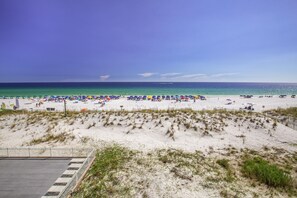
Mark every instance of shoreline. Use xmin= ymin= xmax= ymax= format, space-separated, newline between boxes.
xmin=1 ymin=94 xmax=297 ymax=98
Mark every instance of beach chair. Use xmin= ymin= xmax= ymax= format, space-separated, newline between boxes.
xmin=200 ymin=96 xmax=206 ymax=100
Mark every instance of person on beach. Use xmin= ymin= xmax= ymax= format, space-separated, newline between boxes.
xmin=1 ymin=102 xmax=5 ymax=110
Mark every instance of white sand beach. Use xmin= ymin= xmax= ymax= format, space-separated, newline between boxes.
xmin=1 ymin=95 xmax=297 ymax=112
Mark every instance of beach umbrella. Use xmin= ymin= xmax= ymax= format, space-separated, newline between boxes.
xmin=15 ymin=98 xmax=20 ymax=109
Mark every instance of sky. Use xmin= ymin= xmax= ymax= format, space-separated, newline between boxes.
xmin=0 ymin=0 xmax=297 ymax=83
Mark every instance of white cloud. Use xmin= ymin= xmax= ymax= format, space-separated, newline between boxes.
xmin=138 ymin=72 xmax=156 ymax=77
xmin=210 ymin=73 xmax=238 ymax=78
xmin=100 ymin=75 xmax=110 ymax=81
xmin=178 ymin=74 xmax=207 ymax=79
xmin=167 ymin=72 xmax=238 ymax=81
xmin=160 ymin=73 xmax=181 ymax=77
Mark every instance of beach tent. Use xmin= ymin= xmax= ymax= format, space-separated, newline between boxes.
xmin=147 ymin=95 xmax=152 ymax=100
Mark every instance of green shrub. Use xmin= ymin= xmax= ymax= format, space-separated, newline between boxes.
xmin=242 ymin=157 xmax=292 ymax=188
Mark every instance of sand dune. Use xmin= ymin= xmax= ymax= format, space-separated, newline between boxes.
xmin=0 ymin=109 xmax=296 ymax=154
xmin=1 ymin=99 xmax=297 ymax=197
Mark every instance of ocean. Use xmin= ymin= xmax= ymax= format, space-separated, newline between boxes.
xmin=0 ymin=82 xmax=297 ymax=96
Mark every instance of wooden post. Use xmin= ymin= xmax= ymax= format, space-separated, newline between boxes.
xmin=64 ymin=99 xmax=66 ymax=117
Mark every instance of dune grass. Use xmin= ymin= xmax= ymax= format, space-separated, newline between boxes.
xmin=67 ymin=147 xmax=297 ymax=197
xmin=217 ymin=159 xmax=230 ymax=169
xmin=72 ymin=145 xmax=132 ymax=198
xmin=242 ymin=157 xmax=292 ymax=188
xmin=158 ymin=149 xmax=204 ymax=178
xmin=217 ymin=159 xmax=235 ymax=182
xmin=267 ymin=107 xmax=297 ymax=119
xmin=0 ymin=109 xmax=26 ymax=116
xmin=29 ymin=132 xmax=75 ymax=145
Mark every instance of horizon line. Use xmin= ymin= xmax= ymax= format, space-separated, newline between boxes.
xmin=0 ymin=81 xmax=297 ymax=84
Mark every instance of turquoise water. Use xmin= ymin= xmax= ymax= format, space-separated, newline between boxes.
xmin=0 ymin=82 xmax=297 ymax=96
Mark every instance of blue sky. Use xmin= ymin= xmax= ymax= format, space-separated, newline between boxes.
xmin=0 ymin=0 xmax=297 ymax=82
